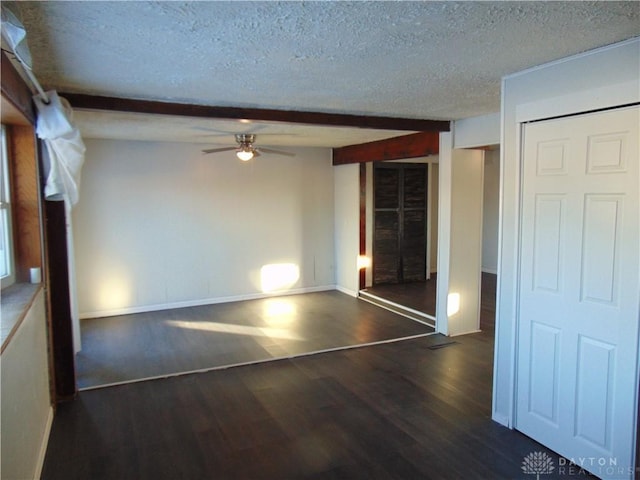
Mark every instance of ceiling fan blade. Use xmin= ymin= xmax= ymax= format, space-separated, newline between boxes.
xmin=193 ymin=133 xmax=234 ymax=138
xmin=201 ymin=146 xmax=237 ymax=154
xmin=246 ymin=133 xmax=299 ymax=137
xmin=252 ymin=150 xmax=261 ymax=158
xmin=257 ymin=147 xmax=296 ymax=157
xmin=192 ymin=124 xmax=269 ymax=135
xmin=190 ymin=126 xmax=232 ymax=133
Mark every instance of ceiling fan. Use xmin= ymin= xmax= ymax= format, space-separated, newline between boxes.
xmin=202 ymin=134 xmax=295 ymax=161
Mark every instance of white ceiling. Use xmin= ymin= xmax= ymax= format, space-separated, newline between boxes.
xmin=12 ymin=1 xmax=640 ymax=148
xmin=70 ymin=109 xmax=418 ymax=148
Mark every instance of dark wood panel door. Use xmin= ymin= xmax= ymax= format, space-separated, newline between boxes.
xmin=373 ymin=164 xmax=427 ymax=285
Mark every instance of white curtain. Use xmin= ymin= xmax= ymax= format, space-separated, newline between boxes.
xmin=1 ymin=4 xmax=33 ymax=69
xmin=34 ymin=91 xmax=85 ymax=206
xmin=34 ymin=92 xmax=86 ymax=354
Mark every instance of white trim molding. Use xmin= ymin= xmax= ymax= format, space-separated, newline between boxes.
xmin=79 ymin=285 xmax=337 ymax=319
xmin=335 ymin=285 xmax=359 ymax=298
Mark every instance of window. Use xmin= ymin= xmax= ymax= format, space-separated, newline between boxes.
xmin=0 ymin=125 xmax=15 ymax=288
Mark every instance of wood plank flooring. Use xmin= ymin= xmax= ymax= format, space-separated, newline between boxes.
xmin=363 ymin=273 xmax=497 ymax=329
xmin=479 ymin=273 xmax=497 ymax=333
xmin=43 ymin=276 xmax=593 ymax=479
xmin=42 ymin=328 xmax=587 ymax=479
xmin=77 ymin=291 xmax=434 ymax=388
xmin=364 ymin=276 xmax=438 ymax=317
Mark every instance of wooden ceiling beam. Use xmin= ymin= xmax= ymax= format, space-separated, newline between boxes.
xmin=332 ymin=131 xmax=440 ymax=165
xmin=59 ymin=93 xmax=450 ymax=132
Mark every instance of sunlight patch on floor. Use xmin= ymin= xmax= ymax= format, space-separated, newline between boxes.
xmin=165 ymin=319 xmax=305 ymax=341
xmin=263 ymin=298 xmax=298 ymax=327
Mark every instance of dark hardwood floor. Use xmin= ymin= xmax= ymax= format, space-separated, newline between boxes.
xmin=77 ymin=291 xmax=434 ymax=388
xmin=43 ymin=329 xmax=579 ymax=479
xmin=479 ymin=272 xmax=497 ymax=333
xmin=43 ymin=275 xmax=587 ymax=479
xmin=363 ymin=272 xmax=497 ymax=330
xmin=364 ymin=275 xmax=438 ymax=317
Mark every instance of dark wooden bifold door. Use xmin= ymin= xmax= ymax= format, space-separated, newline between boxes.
xmin=373 ymin=163 xmax=427 ymax=285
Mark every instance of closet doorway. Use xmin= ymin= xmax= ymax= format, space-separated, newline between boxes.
xmin=373 ymin=163 xmax=428 ymax=285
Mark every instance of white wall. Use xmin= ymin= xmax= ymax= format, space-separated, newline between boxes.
xmin=452 ymin=114 xmax=500 ymax=275
xmin=73 ymin=140 xmax=336 ymax=317
xmin=448 ymin=149 xmax=484 ymax=336
xmin=1 ymin=290 xmax=52 ymax=480
xmin=436 ymin=132 xmax=484 ymax=336
xmin=333 ymin=163 xmax=359 ymax=296
xmin=481 ymin=149 xmax=499 ymax=274
xmin=454 ymin=112 xmax=500 ymax=149
xmin=494 ymin=37 xmax=640 ymax=427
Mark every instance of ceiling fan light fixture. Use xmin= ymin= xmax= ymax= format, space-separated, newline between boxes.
xmin=203 ymin=133 xmax=293 ymax=160
xmin=236 ymin=149 xmax=254 ymax=161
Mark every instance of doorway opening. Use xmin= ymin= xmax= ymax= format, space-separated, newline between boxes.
xmin=360 ymin=150 xmax=499 ymax=333
xmin=360 ymin=160 xmax=437 ymax=325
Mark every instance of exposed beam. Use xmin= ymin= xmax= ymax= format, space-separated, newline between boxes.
xmin=60 ymin=93 xmax=450 ymax=132
xmin=332 ymin=131 xmax=440 ymax=165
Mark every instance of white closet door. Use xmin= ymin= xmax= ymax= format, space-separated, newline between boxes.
xmin=516 ymin=106 xmax=639 ymax=480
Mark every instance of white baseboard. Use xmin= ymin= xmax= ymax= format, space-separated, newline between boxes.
xmin=482 ymin=267 xmax=498 ymax=275
xmin=335 ymin=285 xmax=359 ymax=298
xmin=450 ymin=328 xmax=482 ymax=337
xmin=491 ymin=411 xmax=511 ymax=428
xmin=80 ymin=285 xmax=336 ymax=319
xmin=35 ymin=406 xmax=54 ymax=480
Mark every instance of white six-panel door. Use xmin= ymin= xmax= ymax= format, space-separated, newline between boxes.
xmin=516 ymin=106 xmax=639 ymax=480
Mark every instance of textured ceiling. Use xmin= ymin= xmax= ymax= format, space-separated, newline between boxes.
xmin=11 ymin=1 xmax=640 ymax=147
